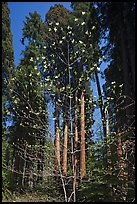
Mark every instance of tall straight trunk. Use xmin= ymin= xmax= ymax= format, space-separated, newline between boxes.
xmin=22 ymin=143 xmax=27 ymax=187
xmin=123 ymin=2 xmax=135 ymax=95
xmin=119 ymin=14 xmax=134 ymax=201
xmin=74 ymin=91 xmax=78 ymax=178
xmin=80 ymin=89 xmax=86 ymax=180
xmin=94 ymin=70 xmax=107 ymax=165
xmin=94 ymin=70 xmax=106 ymax=139
xmin=54 ymin=93 xmax=60 ymax=176
xmin=63 ymin=117 xmax=68 ymax=176
xmin=120 ymin=15 xmax=133 ymax=128
xmin=105 ymin=107 xmax=113 ymax=197
xmin=105 ymin=107 xmax=112 ymax=174
xmin=73 ymin=91 xmax=79 ymax=200
xmin=13 ymin=149 xmax=20 ymax=185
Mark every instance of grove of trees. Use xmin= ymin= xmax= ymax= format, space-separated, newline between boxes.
xmin=2 ymin=2 xmax=135 ymax=202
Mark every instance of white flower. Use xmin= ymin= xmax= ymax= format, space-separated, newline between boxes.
xmin=46 ymin=78 xmax=50 ymax=81
xmin=59 ymin=40 xmax=63 ymax=44
xmin=74 ymin=18 xmax=78 ymax=21
xmin=82 ymin=11 xmax=85 ymax=15
xmin=111 ymin=81 xmax=115 ymax=84
xmin=67 ymin=26 xmax=70 ymax=29
xmin=29 ymin=73 xmax=32 ymax=77
xmin=62 ymin=36 xmax=65 ymax=39
xmin=26 ymin=106 xmax=28 ymax=109
xmin=119 ymin=84 xmax=123 ymax=87
xmin=92 ymin=26 xmax=95 ymax=30
xmin=97 ymin=67 xmax=100 ymax=71
xmin=54 ymin=27 xmax=57 ymax=32
xmin=79 ymin=40 xmax=83 ymax=44
xmin=99 ymin=58 xmax=102 ymax=62
xmin=85 ymin=30 xmax=88 ymax=35
xmin=56 ymin=22 xmax=59 ymax=25
xmin=48 ymin=28 xmax=51 ymax=31
xmin=81 ymin=22 xmax=85 ymax=25
xmin=72 ymin=39 xmax=75 ymax=43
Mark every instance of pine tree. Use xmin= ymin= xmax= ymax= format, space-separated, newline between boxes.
xmin=8 ymin=11 xmax=51 ymax=191
xmin=97 ymin=2 xmax=135 ymax=201
xmin=2 ymin=2 xmax=15 ymax=198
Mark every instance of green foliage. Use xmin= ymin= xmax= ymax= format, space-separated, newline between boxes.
xmin=2 ymin=2 xmax=135 ymax=202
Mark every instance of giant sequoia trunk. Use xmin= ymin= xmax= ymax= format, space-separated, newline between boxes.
xmin=80 ymin=89 xmax=86 ymax=180
xmin=123 ymin=2 xmax=135 ymax=95
xmin=54 ymin=93 xmax=60 ymax=176
xmin=119 ymin=12 xmax=135 ymax=201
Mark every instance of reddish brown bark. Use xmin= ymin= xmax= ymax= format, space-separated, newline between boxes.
xmin=80 ymin=89 xmax=86 ymax=180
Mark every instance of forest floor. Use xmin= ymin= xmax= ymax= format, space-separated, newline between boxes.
xmin=2 ymin=191 xmax=63 ymax=202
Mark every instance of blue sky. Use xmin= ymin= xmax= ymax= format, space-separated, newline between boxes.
xmin=8 ymin=2 xmax=72 ymax=66
xmin=8 ymin=2 xmax=107 ymax=139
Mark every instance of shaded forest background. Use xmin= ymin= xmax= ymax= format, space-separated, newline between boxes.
xmin=2 ymin=2 xmax=135 ymax=202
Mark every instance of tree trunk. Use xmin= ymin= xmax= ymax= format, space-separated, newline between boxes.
xmin=80 ymin=89 xmax=86 ymax=180
xmin=54 ymin=93 xmax=60 ymax=176
xmin=74 ymin=91 xmax=78 ymax=179
xmin=123 ymin=2 xmax=135 ymax=95
xmin=119 ymin=14 xmax=135 ymax=201
xmin=63 ymin=117 xmax=68 ymax=176
xmin=72 ymin=91 xmax=79 ymax=201
xmin=94 ymin=70 xmax=107 ymax=165
xmin=94 ymin=70 xmax=106 ymax=139
xmin=22 ymin=143 xmax=27 ymax=187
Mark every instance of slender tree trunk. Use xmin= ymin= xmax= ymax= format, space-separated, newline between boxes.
xmin=74 ymin=91 xmax=78 ymax=179
xmin=54 ymin=93 xmax=60 ymax=176
xmin=63 ymin=117 xmax=68 ymax=176
xmin=80 ymin=89 xmax=86 ymax=180
xmin=105 ymin=107 xmax=112 ymax=174
xmin=73 ymin=91 xmax=79 ymax=201
xmin=94 ymin=70 xmax=106 ymax=139
xmin=22 ymin=143 xmax=27 ymax=187
xmin=105 ymin=107 xmax=113 ymax=197
xmin=94 ymin=70 xmax=107 ymax=165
